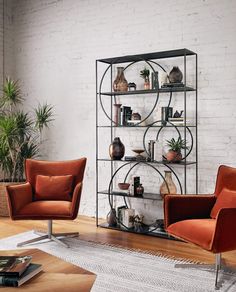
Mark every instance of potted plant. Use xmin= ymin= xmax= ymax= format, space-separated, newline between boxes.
xmin=0 ymin=77 xmax=54 ymax=216
xmin=165 ymin=137 xmax=188 ymax=162
xmin=140 ymin=68 xmax=150 ymax=90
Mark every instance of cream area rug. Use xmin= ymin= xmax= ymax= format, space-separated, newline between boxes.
xmin=0 ymin=231 xmax=235 ymax=292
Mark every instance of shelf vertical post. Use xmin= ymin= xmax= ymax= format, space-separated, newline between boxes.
xmin=110 ymin=64 xmax=114 ymax=208
xmin=96 ymin=60 xmax=99 ymax=226
xmin=184 ymin=51 xmax=187 ymax=194
xmin=195 ymin=54 xmax=198 ymax=194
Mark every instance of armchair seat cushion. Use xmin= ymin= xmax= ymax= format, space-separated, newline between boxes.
xmin=167 ymin=219 xmax=216 ymax=251
xmin=16 ymin=201 xmax=71 ymax=219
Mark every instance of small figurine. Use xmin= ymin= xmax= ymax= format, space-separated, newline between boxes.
xmin=173 ymin=110 xmax=183 ymax=118
xmin=128 ymin=82 xmax=137 ymax=91
xmin=131 ymin=112 xmax=141 ymax=120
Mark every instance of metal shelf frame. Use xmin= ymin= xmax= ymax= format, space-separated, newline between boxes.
xmin=96 ymin=48 xmax=198 ymax=239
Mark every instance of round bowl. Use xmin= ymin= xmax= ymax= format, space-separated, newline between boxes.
xmin=118 ymin=183 xmax=130 ymax=190
xmin=132 ymin=149 xmax=145 ymax=155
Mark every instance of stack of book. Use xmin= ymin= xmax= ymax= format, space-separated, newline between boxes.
xmin=168 ymin=117 xmax=185 ymax=125
xmin=0 ymin=255 xmax=42 ymax=287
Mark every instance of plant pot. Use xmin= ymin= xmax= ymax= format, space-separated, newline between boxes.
xmin=166 ymin=150 xmax=182 ymax=162
xmin=0 ymin=182 xmax=22 ymax=217
xmin=144 ymin=77 xmax=150 ymax=90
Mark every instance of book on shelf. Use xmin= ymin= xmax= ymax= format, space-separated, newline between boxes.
xmin=168 ymin=117 xmax=192 ymax=126
xmin=121 ymin=106 xmax=132 ymax=126
xmin=0 ymin=255 xmax=32 ymax=277
xmin=126 ymin=120 xmax=142 ymax=124
xmin=161 ymin=82 xmax=184 ymax=88
xmin=112 ymin=190 xmax=129 ymax=196
xmin=0 ymin=263 xmax=42 ymax=287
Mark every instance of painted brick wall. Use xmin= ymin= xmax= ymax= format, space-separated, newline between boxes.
xmin=4 ymin=0 xmax=236 ymax=219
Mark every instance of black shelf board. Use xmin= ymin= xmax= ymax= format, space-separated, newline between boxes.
xmin=99 ymin=87 xmax=195 ymax=96
xmin=97 ymin=125 xmax=196 ymax=128
xmin=98 ymin=222 xmax=177 ymax=241
xmin=97 ymin=48 xmax=196 ymax=64
xmin=97 ymin=159 xmax=196 ymax=166
xmin=98 ymin=190 xmax=162 ymax=201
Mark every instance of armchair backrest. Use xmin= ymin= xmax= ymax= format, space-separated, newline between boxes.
xmin=25 ymin=158 xmax=87 ymax=193
xmin=214 ymin=165 xmax=236 ymax=196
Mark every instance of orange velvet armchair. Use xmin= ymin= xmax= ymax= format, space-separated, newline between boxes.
xmin=164 ymin=165 xmax=236 ymax=288
xmin=6 ymin=158 xmax=87 ymax=248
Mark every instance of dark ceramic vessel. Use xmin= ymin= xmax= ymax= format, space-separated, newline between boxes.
xmin=109 ymin=137 xmax=125 ymax=160
xmin=169 ymin=66 xmax=183 ymax=83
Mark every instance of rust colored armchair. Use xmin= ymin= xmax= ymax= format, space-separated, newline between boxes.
xmin=6 ymin=158 xmax=86 ymax=248
xmin=164 ymin=165 xmax=236 ymax=288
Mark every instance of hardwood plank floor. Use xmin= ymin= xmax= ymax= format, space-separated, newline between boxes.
xmin=0 ymin=215 xmax=236 ymax=268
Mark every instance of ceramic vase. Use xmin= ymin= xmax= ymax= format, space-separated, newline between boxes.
xmin=136 ymin=184 xmax=144 ymax=197
xmin=113 ymin=67 xmax=128 ymax=92
xmin=113 ymin=104 xmax=122 ymax=126
xmin=160 ymin=170 xmax=177 ymax=198
xmin=107 ymin=208 xmax=117 ymax=227
xmin=169 ymin=66 xmax=183 ymax=83
xmin=109 ymin=137 xmax=125 ymax=160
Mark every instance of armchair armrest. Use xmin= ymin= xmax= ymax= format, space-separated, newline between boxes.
xmin=164 ymin=194 xmax=216 ymax=228
xmin=212 ymin=208 xmax=236 ymax=253
xmin=70 ymin=182 xmax=83 ymax=219
xmin=6 ymin=183 xmax=33 ymax=218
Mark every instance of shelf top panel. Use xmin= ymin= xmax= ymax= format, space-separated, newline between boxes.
xmin=97 ymin=48 xmax=196 ymax=64
xmin=98 ymin=159 xmax=197 ymax=166
xmin=98 ymin=125 xmax=196 ymax=128
xmin=99 ymin=87 xmax=195 ymax=96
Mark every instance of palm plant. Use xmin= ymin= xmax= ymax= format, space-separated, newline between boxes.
xmin=0 ymin=77 xmax=54 ymax=182
xmin=166 ymin=137 xmax=188 ymax=153
xmin=165 ymin=137 xmax=188 ymax=162
xmin=140 ymin=68 xmax=150 ymax=80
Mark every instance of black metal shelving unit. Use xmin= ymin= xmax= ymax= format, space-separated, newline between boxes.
xmin=96 ymin=48 xmax=198 ymax=240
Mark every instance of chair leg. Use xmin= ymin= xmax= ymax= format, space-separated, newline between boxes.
xmin=17 ymin=220 xmax=79 ymax=247
xmin=51 ymin=235 xmax=69 ymax=248
xmin=215 ymin=253 xmax=221 ymax=289
xmin=17 ymin=235 xmax=49 ymax=247
xmin=175 ymin=253 xmax=223 ymax=289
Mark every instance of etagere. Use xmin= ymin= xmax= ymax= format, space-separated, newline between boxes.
xmin=96 ymin=48 xmax=198 ymax=239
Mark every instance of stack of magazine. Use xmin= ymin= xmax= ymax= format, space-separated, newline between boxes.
xmin=0 ymin=255 xmax=42 ymax=287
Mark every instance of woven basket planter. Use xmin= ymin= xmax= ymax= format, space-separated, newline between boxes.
xmin=0 ymin=182 xmax=21 ymax=217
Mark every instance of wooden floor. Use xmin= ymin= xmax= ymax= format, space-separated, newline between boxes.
xmin=1 ymin=215 xmax=236 ymax=268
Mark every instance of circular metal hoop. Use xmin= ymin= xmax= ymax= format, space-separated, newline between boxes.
xmin=107 ymin=161 xmax=173 ymax=232
xmin=98 ymin=58 xmax=172 ymax=126
xmin=143 ymin=120 xmax=193 ymax=161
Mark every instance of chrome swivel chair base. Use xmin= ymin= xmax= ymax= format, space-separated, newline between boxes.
xmin=175 ymin=254 xmax=235 ymax=289
xmin=17 ymin=220 xmax=79 ymax=248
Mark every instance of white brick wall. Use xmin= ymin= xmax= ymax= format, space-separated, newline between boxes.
xmin=3 ymin=0 xmax=236 ymax=219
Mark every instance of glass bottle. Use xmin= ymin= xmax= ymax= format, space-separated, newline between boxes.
xmin=113 ymin=67 xmax=128 ymax=92
xmin=160 ymin=171 xmax=177 ymax=199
